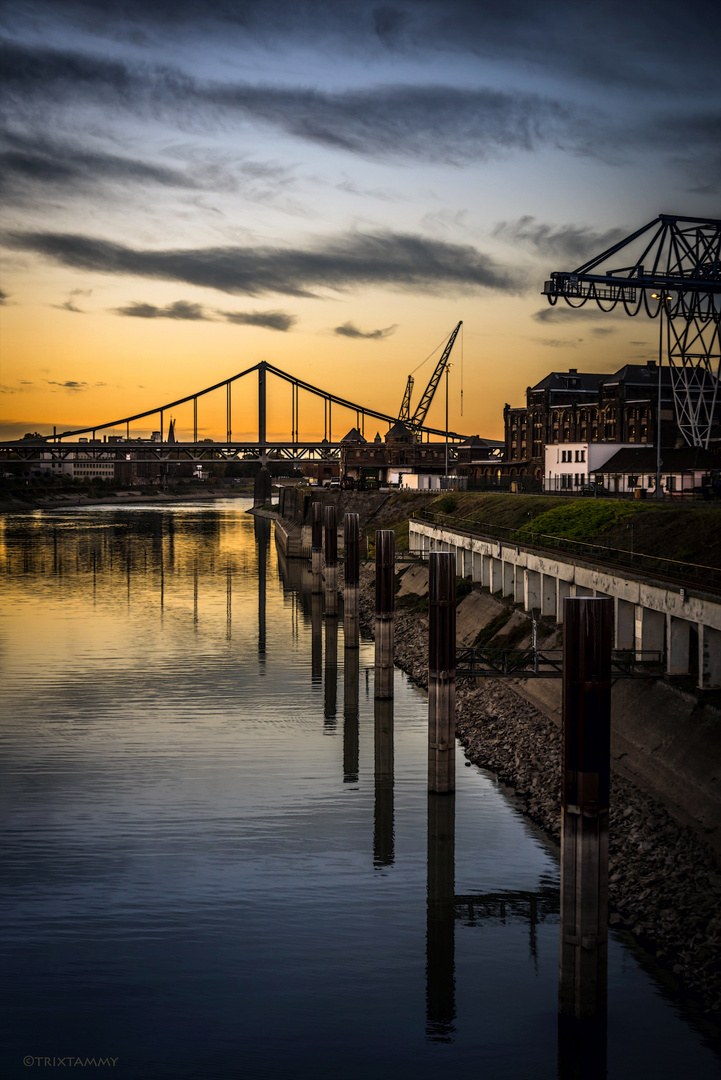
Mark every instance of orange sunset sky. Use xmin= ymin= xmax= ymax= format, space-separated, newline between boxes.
xmin=1 ymin=1 xmax=719 ymax=443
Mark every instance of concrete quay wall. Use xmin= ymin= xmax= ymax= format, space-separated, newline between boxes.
xmin=410 ymin=519 xmax=721 ymax=690
xmin=409 ymin=518 xmax=721 ymax=855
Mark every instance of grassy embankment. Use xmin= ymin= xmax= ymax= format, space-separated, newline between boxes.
xmin=366 ymin=491 xmax=721 ymax=571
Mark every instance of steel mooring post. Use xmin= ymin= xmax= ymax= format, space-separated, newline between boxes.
xmin=374 ymin=530 xmax=395 ymax=699
xmin=324 ymin=504 xmax=338 ymax=616
xmin=343 ymin=513 xmax=360 ymax=649
xmin=311 ymin=501 xmax=323 ymax=594
xmin=428 ymin=552 xmax=456 ymax=794
xmin=559 ymin=596 xmax=613 ymax=1020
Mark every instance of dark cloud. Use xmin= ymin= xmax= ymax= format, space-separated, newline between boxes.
xmin=531 ymin=306 xmax=626 ymax=324
xmin=494 ymin=217 xmax=627 ymax=265
xmin=1 ymin=34 xmax=716 ymax=171
xmin=333 ymin=321 xmax=397 ymax=340
xmin=207 ymin=83 xmax=571 ymax=164
xmin=0 ymin=287 xmax=7 ymax=303
xmin=0 ymin=131 xmax=194 ymax=201
xmin=219 ymin=310 xmax=296 ymax=331
xmin=0 ymin=130 xmax=298 ymax=207
xmin=47 ymin=379 xmax=89 ymax=390
xmin=114 ymin=300 xmax=208 ymax=319
xmin=5 ymin=228 xmax=524 ymax=297
xmin=1 ymin=2 xmax=717 ymax=96
xmin=115 ymin=298 xmax=296 ymax=329
xmin=51 ymin=287 xmax=91 ymax=313
xmin=53 ymin=299 xmax=84 ymax=312
xmin=0 ymin=42 xmax=574 ymax=165
xmin=532 ymin=338 xmax=582 ymax=348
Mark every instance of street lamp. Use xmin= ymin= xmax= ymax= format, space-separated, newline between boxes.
xmin=651 ymin=292 xmax=672 ymax=500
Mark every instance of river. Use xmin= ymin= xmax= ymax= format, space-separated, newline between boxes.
xmin=1 ymin=498 xmax=718 ymax=1079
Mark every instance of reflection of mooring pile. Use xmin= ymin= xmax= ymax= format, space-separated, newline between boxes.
xmin=452 ymin=886 xmax=559 ymax=926
xmin=276 ymin=522 xmax=618 ymax=1033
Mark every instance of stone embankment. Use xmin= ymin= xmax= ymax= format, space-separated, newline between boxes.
xmin=354 ymin=560 xmax=721 ymax=1024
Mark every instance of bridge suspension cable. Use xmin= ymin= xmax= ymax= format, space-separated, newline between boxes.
xmin=39 ymin=359 xmax=467 ymax=444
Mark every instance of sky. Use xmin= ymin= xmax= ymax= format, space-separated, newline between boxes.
xmin=1 ymin=0 xmax=720 ymax=442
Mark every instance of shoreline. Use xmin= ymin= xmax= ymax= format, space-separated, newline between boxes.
xmin=0 ymin=487 xmax=255 ymax=514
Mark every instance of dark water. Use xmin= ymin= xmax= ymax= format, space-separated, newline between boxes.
xmin=0 ymin=499 xmax=718 ymax=1079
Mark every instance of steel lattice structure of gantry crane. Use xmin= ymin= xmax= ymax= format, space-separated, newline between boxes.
xmin=542 ymin=214 xmax=721 ymax=448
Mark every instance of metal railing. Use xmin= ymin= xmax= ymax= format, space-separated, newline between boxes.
xmin=455 ymin=646 xmax=664 ymax=679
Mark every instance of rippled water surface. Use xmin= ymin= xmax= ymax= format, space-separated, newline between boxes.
xmin=1 ymin=500 xmax=718 ymax=1079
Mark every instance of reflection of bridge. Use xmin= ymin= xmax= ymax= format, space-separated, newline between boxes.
xmin=2 ymin=360 xmax=468 ymax=462
xmin=453 ymin=886 xmax=558 ymax=926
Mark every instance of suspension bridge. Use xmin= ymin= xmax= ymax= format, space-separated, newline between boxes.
xmin=1 ymin=358 xmax=470 ymax=466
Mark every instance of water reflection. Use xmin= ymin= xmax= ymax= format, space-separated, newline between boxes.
xmin=311 ymin=593 xmax=323 ymax=686
xmin=557 ymin=1016 xmax=608 ymax=1080
xmin=324 ymin=613 xmax=338 ymax=727
xmin=426 ymin=793 xmax=456 ymax=1042
xmin=373 ymin=698 xmax=394 ymax=868
xmin=254 ymin=516 xmax=269 ymax=660
xmin=343 ymin=647 xmax=360 ymax=784
xmin=1 ymin=502 xmax=718 ymax=1080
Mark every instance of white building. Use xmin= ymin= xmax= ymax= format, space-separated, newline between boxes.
xmin=544 ymin=443 xmax=637 ymax=492
xmin=34 ymin=452 xmax=115 ymax=481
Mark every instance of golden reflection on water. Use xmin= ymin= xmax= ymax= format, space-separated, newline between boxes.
xmin=0 ymin=502 xmax=273 ymax=659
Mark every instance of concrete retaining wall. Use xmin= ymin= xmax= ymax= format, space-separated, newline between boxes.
xmin=411 ymin=519 xmax=721 ymax=689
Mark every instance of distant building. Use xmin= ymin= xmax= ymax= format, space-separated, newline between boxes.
xmin=544 ymin=442 xmax=637 ymax=492
xmin=340 ymin=421 xmax=450 ymax=485
xmin=594 ymin=447 xmax=721 ymax=497
xmin=502 ymin=362 xmax=685 ymax=481
xmin=33 ymin=452 xmax=115 ymax=482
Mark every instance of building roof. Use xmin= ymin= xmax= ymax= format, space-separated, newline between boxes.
xmin=341 ymin=426 xmax=366 ymax=443
xmin=600 ymin=363 xmax=672 ymax=388
xmin=457 ymin=434 xmax=504 ymax=449
xmin=595 ymin=447 xmax=721 ymax=473
xmin=385 ymin=420 xmax=414 ymax=442
xmin=530 ymin=368 xmax=604 ymax=394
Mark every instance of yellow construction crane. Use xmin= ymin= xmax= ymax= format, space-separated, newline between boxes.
xmin=397 ymin=321 xmax=462 ymax=435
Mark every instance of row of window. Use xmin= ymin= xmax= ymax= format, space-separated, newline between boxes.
xmin=560 ymin=449 xmax=585 ymax=462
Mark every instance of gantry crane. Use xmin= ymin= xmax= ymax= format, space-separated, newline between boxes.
xmin=398 ymin=321 xmax=462 ymax=437
xmin=542 ymin=214 xmax=721 ymax=448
